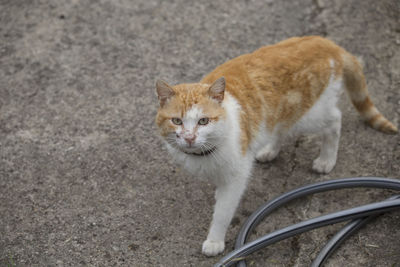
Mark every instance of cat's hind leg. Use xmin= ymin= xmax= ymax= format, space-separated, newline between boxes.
xmin=312 ymin=107 xmax=342 ymax=173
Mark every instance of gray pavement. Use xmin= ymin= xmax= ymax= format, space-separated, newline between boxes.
xmin=0 ymin=0 xmax=399 ymax=266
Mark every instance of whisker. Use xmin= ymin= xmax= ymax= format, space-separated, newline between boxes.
xmin=202 ymin=143 xmax=219 ymax=162
xmin=205 ymin=141 xmax=233 ymax=167
xmin=203 ymin=142 xmax=223 ymax=163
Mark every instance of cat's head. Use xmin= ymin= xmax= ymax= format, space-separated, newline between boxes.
xmin=155 ymin=77 xmax=227 ymax=155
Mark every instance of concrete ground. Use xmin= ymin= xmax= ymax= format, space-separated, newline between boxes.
xmin=1 ymin=0 xmax=399 ymax=266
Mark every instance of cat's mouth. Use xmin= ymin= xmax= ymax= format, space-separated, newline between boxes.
xmin=181 ymin=146 xmax=217 ymax=156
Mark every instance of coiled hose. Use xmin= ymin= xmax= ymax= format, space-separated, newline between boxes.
xmin=214 ymin=177 xmax=400 ymax=267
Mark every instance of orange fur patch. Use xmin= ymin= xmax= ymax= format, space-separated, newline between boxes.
xmin=202 ymin=36 xmax=347 ymax=153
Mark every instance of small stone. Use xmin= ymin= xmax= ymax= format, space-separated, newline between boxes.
xmin=128 ymin=243 xmax=139 ymax=251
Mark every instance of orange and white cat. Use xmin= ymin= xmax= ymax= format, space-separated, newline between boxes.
xmin=155 ymin=36 xmax=397 ymax=256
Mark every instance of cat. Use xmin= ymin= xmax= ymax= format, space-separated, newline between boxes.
xmin=154 ymin=36 xmax=398 ymax=256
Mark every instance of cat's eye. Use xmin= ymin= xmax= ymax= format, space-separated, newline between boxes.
xmin=198 ymin=118 xmax=209 ymax=125
xmin=171 ymin=118 xmax=182 ymax=125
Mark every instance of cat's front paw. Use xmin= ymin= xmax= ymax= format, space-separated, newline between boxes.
xmin=255 ymin=145 xmax=280 ymax=162
xmin=202 ymin=239 xmax=225 ymax=256
xmin=312 ymin=157 xmax=336 ymax=173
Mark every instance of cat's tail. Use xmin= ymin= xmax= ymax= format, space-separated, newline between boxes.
xmin=342 ymin=53 xmax=398 ymax=134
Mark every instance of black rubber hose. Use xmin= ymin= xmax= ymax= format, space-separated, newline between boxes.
xmin=310 ymin=217 xmax=375 ymax=267
xmin=214 ymin=196 xmax=400 ymax=267
xmin=215 ymin=177 xmax=400 ymax=267
xmin=236 ymin=177 xmax=400 ymax=248
xmin=311 ymin=194 xmax=400 ymax=267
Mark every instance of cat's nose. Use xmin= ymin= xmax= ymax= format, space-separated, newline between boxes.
xmin=184 ymin=134 xmax=196 ymax=145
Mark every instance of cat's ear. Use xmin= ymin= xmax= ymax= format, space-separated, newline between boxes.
xmin=208 ymin=77 xmax=225 ymax=103
xmin=156 ymin=79 xmax=175 ymax=107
